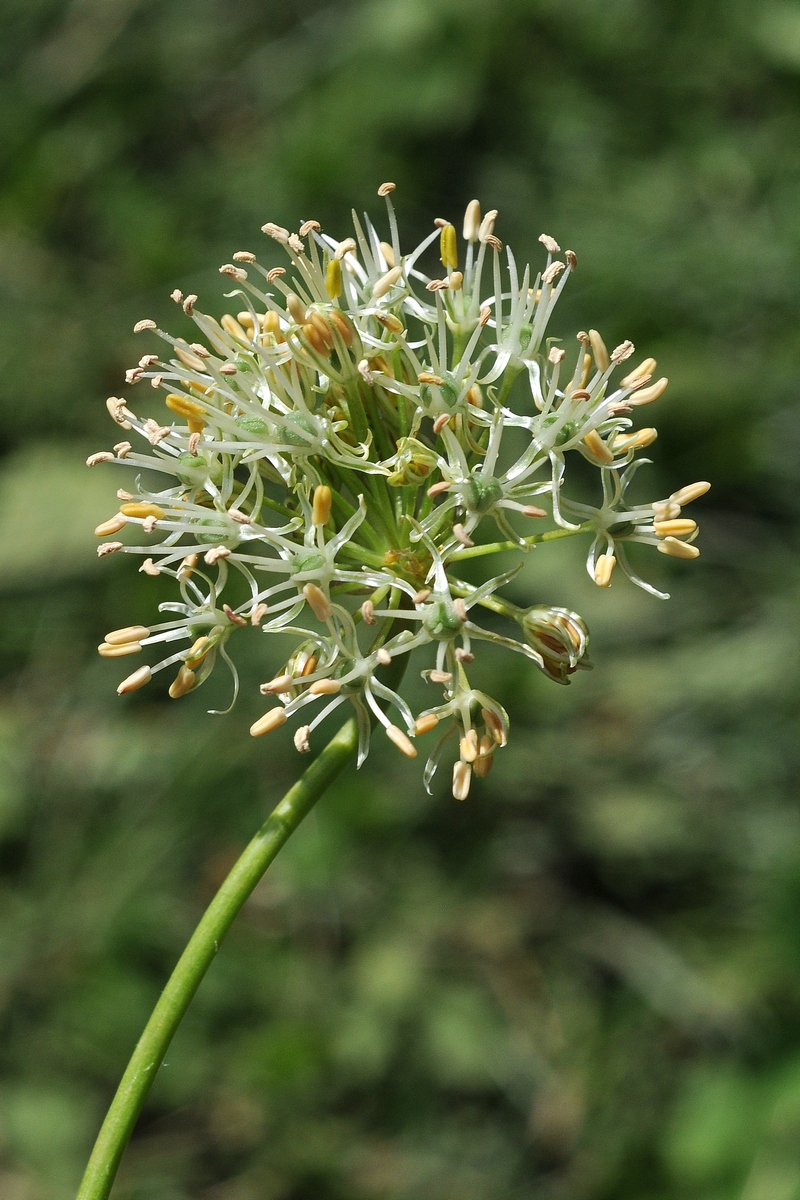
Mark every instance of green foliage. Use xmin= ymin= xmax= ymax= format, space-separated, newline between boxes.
xmin=1 ymin=0 xmax=800 ymax=1197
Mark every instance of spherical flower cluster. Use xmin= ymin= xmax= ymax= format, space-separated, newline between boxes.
xmin=88 ymin=185 xmax=709 ymax=800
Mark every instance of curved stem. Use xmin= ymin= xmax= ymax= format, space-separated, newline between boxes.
xmin=75 ymin=716 xmax=360 ymax=1200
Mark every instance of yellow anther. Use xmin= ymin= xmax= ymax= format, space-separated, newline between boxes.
xmin=588 ymin=329 xmax=610 ymax=372
xmin=174 ymin=343 xmax=206 ymax=372
xmin=262 ymin=310 xmax=285 ymax=343
xmin=95 ymin=515 xmax=126 ymax=537
xmin=452 ymin=760 xmax=472 ymax=801
xmin=372 ymin=265 xmax=403 ymax=298
xmin=104 ymin=625 xmax=149 ymax=646
xmin=594 ymin=552 xmax=616 ymax=587
xmin=117 ymin=665 xmax=152 ymax=695
xmin=463 ymin=199 xmax=481 ymax=242
xmin=302 ymin=321 xmax=332 ymax=357
xmin=374 ymin=311 xmax=404 ymax=334
xmin=325 ymin=258 xmax=342 ymax=300
xmin=120 ymin=502 xmax=165 ymax=520
xmin=620 ymin=357 xmax=657 ymax=388
xmin=654 ymin=519 xmax=697 ymax=538
xmin=414 ymin=713 xmax=439 ymax=735
xmin=439 ymin=223 xmax=458 ymax=271
xmin=582 ymin=429 xmax=613 ymax=464
xmin=185 ymin=636 xmax=212 ymax=668
xmin=312 ymin=485 xmax=332 ymax=526
xmin=327 ymin=308 xmax=353 ymax=346
xmin=165 ymin=393 xmax=205 ymax=419
xmin=168 ymin=665 xmax=196 ymax=699
xmin=286 ymin=293 xmax=307 ymax=324
xmin=629 ymin=377 xmax=668 ymax=406
xmin=657 ymin=537 xmax=700 ymax=560
xmin=220 ymin=314 xmax=248 ymax=341
xmin=98 ymin=641 xmax=142 ymax=658
xmin=249 ymin=708 xmax=288 ymax=737
xmin=386 ymin=725 xmax=417 ymax=758
xmin=670 ymin=481 xmax=711 ymax=506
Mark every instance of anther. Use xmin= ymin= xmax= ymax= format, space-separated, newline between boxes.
xmin=250 ymin=602 xmax=268 ymax=626
xmin=522 ymin=505 xmax=547 ymax=518
xmin=620 ymin=357 xmax=657 ymax=388
xmin=95 ymin=515 xmax=126 ymax=537
xmin=260 ymin=675 xmax=293 ymax=695
xmin=582 ymin=430 xmax=613 ymax=464
xmin=654 ymin=519 xmax=697 ymax=538
xmin=542 ymin=261 xmax=565 ymax=285
xmin=98 ymin=641 xmax=142 ymax=658
xmin=594 ymin=552 xmax=616 ymax=587
xmin=266 ymin=266 xmax=286 ymax=282
xmin=479 ymin=209 xmax=498 ymax=242
xmin=386 ymin=725 xmax=417 ymax=758
xmin=261 ymin=222 xmax=290 ymax=243
xmin=377 ymin=182 xmax=396 ymax=196
xmin=294 ymin=726 xmax=311 ymax=753
xmin=106 ymin=397 xmax=132 ymax=429
xmin=455 ymin=648 xmax=474 ymax=663
xmin=548 ymin=347 xmax=566 ymax=364
xmin=221 ymin=314 xmax=248 ymax=341
xmin=479 ymin=306 xmax=492 ymax=327
xmin=140 ymin=558 xmax=160 ymax=575
xmin=670 ymin=481 xmax=710 ymax=506
xmin=372 ymin=265 xmax=403 ymax=298
xmin=120 ymin=502 xmax=165 ymax=520
xmin=484 ymin=234 xmax=503 ymax=252
xmin=613 ymin=428 xmax=657 ymax=452
xmin=117 ymin=665 xmax=152 ymax=695
xmin=452 ymin=760 xmax=472 ymax=801
xmin=223 ymin=603 xmax=248 ymax=627
xmin=481 ymin=708 xmax=507 ymax=746
xmin=419 ymin=372 xmax=445 ymax=387
xmin=134 ymin=319 xmax=156 ymax=333
xmin=182 ymin=295 xmax=197 ymax=315
xmin=325 ymin=258 xmax=342 ymax=300
xmin=453 ymin=525 xmax=474 ymax=548
xmin=376 ymin=648 xmax=392 ymax=666
xmin=309 ymin=678 xmax=341 ymax=695
xmin=87 ymin=452 xmax=114 ymax=467
xmin=565 ymin=249 xmax=578 ymax=270
xmin=299 ymin=220 xmax=321 ymax=236
xmin=415 ymin=713 xmax=439 ymax=735
xmin=629 ymin=377 xmax=668 ymax=406
xmin=286 ymin=294 xmax=307 ymax=324
xmin=374 ymin=310 xmax=404 ymax=334
xmin=430 ymin=670 xmax=452 ymax=684
xmin=105 ymin=625 xmax=149 ymax=646
xmin=460 ymin=729 xmax=479 ymax=763
xmin=98 ymin=542 xmax=123 ymax=557
xmin=433 ymin=414 xmax=451 ymax=435
xmin=334 ymin=238 xmax=357 ymax=260
xmin=413 ymin=588 xmax=432 ymax=605
xmin=171 ymin=289 xmax=183 ymax=303
xmin=611 ymin=340 xmax=635 ymax=363
xmin=361 ymin=600 xmax=376 ymax=625
xmin=250 ymin=708 xmax=288 ymax=737
xmin=204 ymin=545 xmax=231 ymax=565
xmin=228 ymin=507 xmax=250 ymax=524
xmin=439 ymin=223 xmax=458 ymax=271
xmin=220 ymin=264 xmax=247 ymax=281
xmin=657 ymin=537 xmax=700 ymax=560
xmin=463 ymin=199 xmax=481 ymax=242
xmin=114 ymin=442 xmax=132 ymax=458
xmin=588 ymin=329 xmax=610 ymax=372
xmin=303 ymin=583 xmax=333 ymax=622
xmin=539 ymin=234 xmax=560 ymax=254
xmin=169 ymin=666 xmax=197 ymax=699
xmin=233 ymin=250 xmax=256 ymax=262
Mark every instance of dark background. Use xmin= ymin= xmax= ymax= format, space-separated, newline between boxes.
xmin=2 ymin=1 xmax=800 ymax=1197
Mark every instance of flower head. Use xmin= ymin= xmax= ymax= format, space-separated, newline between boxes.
xmin=89 ymin=188 xmax=709 ymax=799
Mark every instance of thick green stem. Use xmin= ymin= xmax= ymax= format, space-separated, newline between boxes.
xmin=75 ymin=717 xmax=360 ymax=1200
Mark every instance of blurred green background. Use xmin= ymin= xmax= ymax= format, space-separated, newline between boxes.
xmin=2 ymin=0 xmax=800 ymax=1196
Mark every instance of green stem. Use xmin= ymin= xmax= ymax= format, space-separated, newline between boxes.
xmin=448 ymin=522 xmax=592 ymax=561
xmin=75 ymin=718 xmax=360 ymax=1200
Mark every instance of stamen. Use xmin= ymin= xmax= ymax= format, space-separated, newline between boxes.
xmin=386 ymin=725 xmax=417 ymax=758
xmin=452 ymin=760 xmax=472 ymax=801
xmin=117 ymin=666 xmax=152 ymax=695
xmin=250 ymin=708 xmax=288 ymax=736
